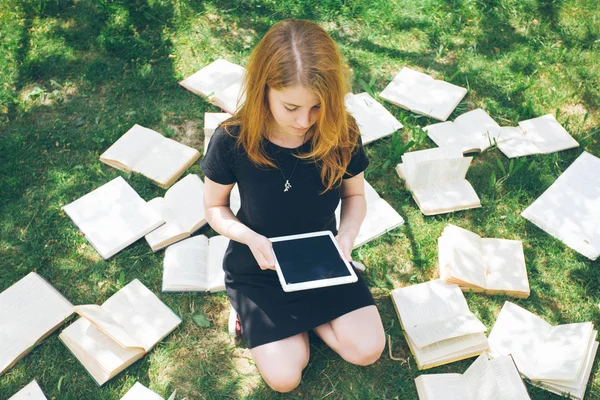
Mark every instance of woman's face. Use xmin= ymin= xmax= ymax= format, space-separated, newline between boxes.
xmin=267 ymin=85 xmax=321 ymax=139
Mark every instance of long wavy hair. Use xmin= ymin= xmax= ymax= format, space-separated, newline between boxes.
xmin=223 ymin=19 xmax=360 ymax=192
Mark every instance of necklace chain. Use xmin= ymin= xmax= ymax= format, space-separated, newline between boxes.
xmin=272 ymin=131 xmax=307 ymax=192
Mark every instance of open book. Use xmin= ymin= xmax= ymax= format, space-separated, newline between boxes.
xmin=121 ymin=382 xmax=176 ymax=400
xmin=8 ymin=380 xmax=48 ymax=400
xmin=395 ymin=147 xmax=481 ymax=215
xmin=344 ymin=92 xmax=403 ymax=144
xmin=59 ymin=279 xmax=182 ymax=386
xmin=100 ymin=124 xmax=201 ymax=189
xmin=63 ymin=176 xmax=164 ymax=259
xmin=162 ymin=235 xmax=229 ymax=292
xmin=379 ymin=67 xmax=468 ymax=121
xmin=488 ymin=301 xmax=598 ymax=400
xmin=415 ymin=353 xmax=531 ymax=400
xmin=179 ymin=59 xmax=245 ymax=114
xmin=1 ymin=272 xmax=73 ymax=377
xmin=390 ymin=280 xmax=489 ymax=369
xmin=335 ymin=180 xmax=404 ymax=248
xmin=496 ymin=114 xmax=579 ymax=158
xmin=204 ymin=112 xmax=231 ymax=154
xmin=438 ymin=224 xmax=529 ymax=298
xmin=521 ymin=151 xmax=600 ymax=261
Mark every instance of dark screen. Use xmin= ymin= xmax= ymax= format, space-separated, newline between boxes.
xmin=272 ymin=235 xmax=351 ymax=284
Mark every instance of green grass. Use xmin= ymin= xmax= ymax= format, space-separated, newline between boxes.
xmin=1 ymin=0 xmax=599 ymax=398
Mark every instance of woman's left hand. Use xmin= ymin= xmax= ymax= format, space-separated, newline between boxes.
xmin=335 ymin=231 xmax=355 ymax=262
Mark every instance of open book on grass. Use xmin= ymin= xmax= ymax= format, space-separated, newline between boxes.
xmin=121 ymin=382 xmax=176 ymax=400
xmin=59 ymin=279 xmax=182 ymax=386
xmin=63 ymin=176 xmax=164 ymax=259
xmin=344 ymin=92 xmax=403 ymax=144
xmin=162 ymin=235 xmax=229 ymax=292
xmin=8 ymin=380 xmax=48 ymax=400
xmin=204 ymin=112 xmax=231 ymax=154
xmin=438 ymin=224 xmax=529 ymax=298
xmin=100 ymin=124 xmax=200 ymax=189
xmin=379 ymin=67 xmax=467 ymax=121
xmin=521 ymin=151 xmax=600 ymax=261
xmin=0 ymin=272 xmax=74 ymax=377
xmin=488 ymin=301 xmax=598 ymax=400
xmin=390 ymin=280 xmax=489 ymax=369
xmin=415 ymin=353 xmax=530 ymax=400
xmin=395 ymin=147 xmax=481 ymax=215
xmin=179 ymin=59 xmax=245 ymax=114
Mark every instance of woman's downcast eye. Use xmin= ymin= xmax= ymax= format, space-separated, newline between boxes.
xmin=285 ymin=106 xmax=298 ymax=112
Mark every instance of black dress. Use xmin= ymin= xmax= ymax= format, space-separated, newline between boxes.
xmin=200 ymin=125 xmax=375 ymax=348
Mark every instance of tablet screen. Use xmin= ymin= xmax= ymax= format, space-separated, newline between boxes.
xmin=272 ymin=235 xmax=352 ymax=285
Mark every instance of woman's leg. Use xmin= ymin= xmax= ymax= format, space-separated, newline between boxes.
xmin=313 ymin=305 xmax=385 ymax=366
xmin=250 ymin=332 xmax=310 ymax=393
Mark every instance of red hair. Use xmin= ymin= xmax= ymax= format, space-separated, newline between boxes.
xmin=223 ymin=19 xmax=360 ymax=191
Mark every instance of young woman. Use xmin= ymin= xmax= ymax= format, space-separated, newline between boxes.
xmin=201 ymin=19 xmax=385 ymax=392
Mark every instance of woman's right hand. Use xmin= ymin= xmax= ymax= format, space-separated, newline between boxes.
xmin=245 ymin=233 xmax=276 ymax=270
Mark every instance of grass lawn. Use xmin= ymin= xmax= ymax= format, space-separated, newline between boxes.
xmin=1 ymin=0 xmax=599 ymax=398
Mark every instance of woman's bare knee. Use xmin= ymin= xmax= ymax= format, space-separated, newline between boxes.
xmin=344 ymin=332 xmax=386 ymax=366
xmin=261 ymin=367 xmax=303 ymax=392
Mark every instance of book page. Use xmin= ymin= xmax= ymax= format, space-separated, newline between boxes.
xmin=442 ymin=225 xmax=486 ymax=289
xmin=489 ymin=356 xmax=532 ymax=400
xmin=344 ymin=92 xmax=402 ymax=144
xmin=203 ymin=112 xmax=231 ymax=154
xmin=411 ymin=179 xmax=480 ymax=215
xmin=380 ymin=67 xmax=433 ymax=111
xmin=121 ymin=382 xmax=164 ymax=400
xmin=521 ymin=152 xmax=600 ymax=260
xmin=482 ymin=239 xmax=529 ymax=295
xmin=407 ymin=332 xmax=488 ymax=368
xmin=59 ymin=318 xmax=143 ymax=385
xmin=164 ymin=174 xmax=206 ymax=233
xmin=412 ymin=78 xmax=467 ymax=121
xmin=400 ymin=146 xmax=464 ymax=185
xmin=132 ymin=136 xmax=200 ymax=188
xmin=207 ymin=236 xmax=229 ymax=292
xmin=0 ymin=272 xmax=73 ymax=376
xmin=144 ymin=197 xmax=187 ymax=251
xmin=463 ymin=353 xmax=500 ymax=400
xmin=101 ymin=279 xmax=182 ymax=351
xmin=414 ymin=374 xmax=468 ymax=400
xmin=163 ymin=236 xmax=210 ymax=291
xmin=391 ymin=280 xmax=485 ymax=348
xmin=411 ymin=157 xmax=472 ymax=188
xmin=100 ymin=125 xmax=161 ymax=171
xmin=8 ymin=380 xmax=48 ymax=400
xmin=518 ymin=114 xmax=579 ymax=154
xmin=354 ymin=197 xmax=404 ymax=248
xmin=74 ymin=305 xmax=142 ymax=349
xmin=62 ymin=177 xmax=164 ymax=259
xmin=487 ymin=302 xmax=551 ymax=378
xmin=496 ymin=127 xmax=542 ymax=158
xmin=425 ymin=109 xmax=501 ymax=152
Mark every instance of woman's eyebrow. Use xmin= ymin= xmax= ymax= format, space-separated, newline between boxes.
xmin=283 ymin=102 xmax=321 ymax=107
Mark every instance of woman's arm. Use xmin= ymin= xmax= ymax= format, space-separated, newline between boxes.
xmin=204 ymin=177 xmax=276 ymax=270
xmin=336 ymin=172 xmax=367 ymax=261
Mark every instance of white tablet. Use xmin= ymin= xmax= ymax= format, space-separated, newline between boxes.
xmin=269 ymin=231 xmax=358 ymax=292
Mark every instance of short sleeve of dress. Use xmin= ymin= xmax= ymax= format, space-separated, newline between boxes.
xmin=343 ymin=135 xmax=369 ymax=179
xmin=200 ymin=126 xmax=238 ymax=185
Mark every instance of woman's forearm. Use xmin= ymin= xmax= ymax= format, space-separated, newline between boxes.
xmin=338 ymin=194 xmax=366 ymax=240
xmin=205 ymin=206 xmax=260 ymax=246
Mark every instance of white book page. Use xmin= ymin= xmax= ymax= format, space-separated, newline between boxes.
xmin=412 ymin=179 xmax=480 ymax=215
xmin=409 ymin=313 xmax=487 ymax=348
xmin=534 ymin=322 xmax=593 ymax=381
xmin=522 ymin=152 xmax=600 ymax=260
xmin=101 ymin=280 xmax=182 ymax=351
xmin=100 ymin=125 xmax=161 ymax=170
xmin=487 ymin=302 xmax=551 ymax=378
xmin=482 ymin=239 xmax=529 ymax=294
xmin=415 ymin=374 xmax=468 ymax=400
xmin=216 ymin=79 xmax=245 ymax=114
xmin=518 ymin=114 xmax=579 ymax=154
xmin=0 ymin=273 xmax=73 ymax=375
xmin=426 ymin=109 xmax=501 ymax=152
xmin=144 ymin=197 xmax=187 ymax=250
xmin=163 ymin=236 xmax=210 ymax=291
xmin=496 ymin=127 xmax=542 ymax=158
xmin=62 ymin=177 xmax=164 ymax=259
xmin=408 ymin=332 xmax=488 ymax=368
xmin=489 ymin=356 xmax=532 ymax=400
xmin=411 ymin=78 xmax=467 ymax=121
xmin=442 ymin=225 xmax=486 ymax=289
xmin=463 ymin=353 xmax=500 ymax=400
xmin=164 ymin=174 xmax=206 ymax=232
xmin=74 ymin=305 xmax=141 ymax=349
xmin=355 ymin=197 xmax=404 ymax=248
xmin=207 ymin=236 xmax=229 ymax=292
xmin=380 ymin=67 xmax=433 ymax=111
xmin=203 ymin=112 xmax=231 ymax=154
xmin=121 ymin=382 xmax=164 ymax=400
xmin=59 ymin=318 xmax=143 ymax=383
xmin=344 ymin=92 xmax=402 ymax=144
xmin=411 ymin=157 xmax=472 ymax=187
xmin=401 ymin=146 xmax=464 ymax=184
xmin=132 ymin=136 xmax=199 ymax=187
xmin=8 ymin=380 xmax=48 ymax=400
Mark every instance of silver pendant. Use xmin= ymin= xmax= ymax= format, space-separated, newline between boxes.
xmin=284 ymin=180 xmax=292 ymax=192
